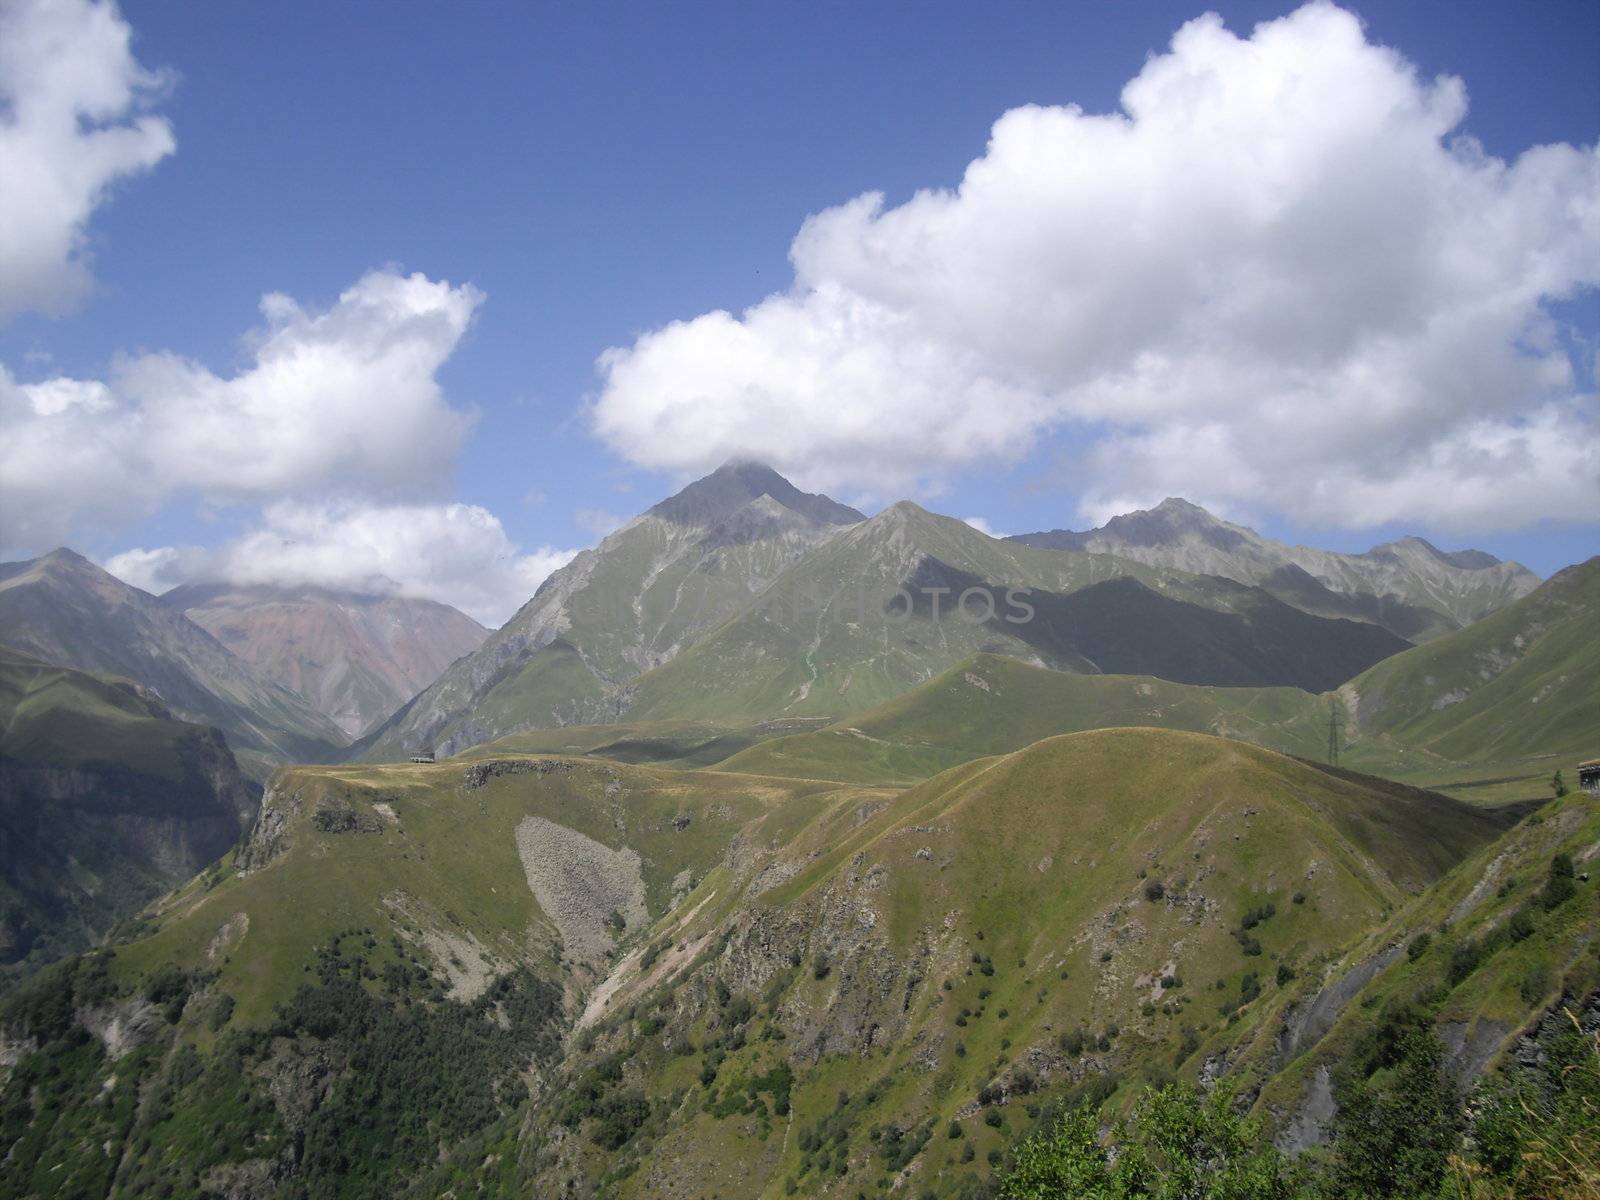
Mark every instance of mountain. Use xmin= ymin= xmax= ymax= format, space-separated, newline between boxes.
xmin=161 ymin=583 xmax=487 ymax=738
xmin=620 ymin=501 xmax=1409 ymax=723
xmin=720 ymin=555 xmax=1598 ymax=798
xmin=1339 ymin=555 xmax=1599 ymax=772
xmin=0 ymin=727 xmax=1541 ymax=1198
xmin=0 ymin=549 xmax=346 ymax=778
xmin=357 ymin=461 xmax=866 ymax=759
xmin=363 ymin=476 xmax=1415 ymax=762
xmin=1010 ymin=498 xmax=1540 ymax=639
xmin=0 ymin=645 xmax=255 ymax=985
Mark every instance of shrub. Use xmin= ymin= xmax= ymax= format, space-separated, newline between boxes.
xmin=1539 ymin=853 xmax=1578 ymax=911
xmin=1447 ymin=938 xmax=1482 ymax=986
xmin=1517 ymin=961 xmax=1554 ymax=1005
xmin=1238 ymin=972 xmax=1261 ymax=1005
xmin=1407 ymin=931 xmax=1432 ymax=961
xmin=1144 ymin=881 xmax=1165 ymax=902
xmin=1508 ymin=907 xmax=1536 ymax=942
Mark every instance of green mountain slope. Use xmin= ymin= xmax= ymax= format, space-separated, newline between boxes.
xmin=718 ymin=556 xmax=1597 ymax=800
xmin=622 ymin=502 xmax=1408 ymax=724
xmin=0 ymin=729 xmax=1527 ymax=1198
xmin=357 ymin=462 xmax=865 ymax=760
xmin=1342 ymin=555 xmax=1597 ymax=763
xmin=718 ymin=653 xmax=1331 ymax=784
xmin=0 ymin=646 xmax=255 ymax=985
xmin=1310 ymin=555 xmax=1600 ymax=803
xmin=0 ymin=550 xmax=346 ymax=779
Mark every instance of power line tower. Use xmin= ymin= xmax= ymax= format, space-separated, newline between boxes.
xmin=1327 ymin=700 xmax=1342 ymax=767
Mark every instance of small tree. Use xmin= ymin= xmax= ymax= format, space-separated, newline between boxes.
xmin=1552 ymin=770 xmax=1569 ymax=798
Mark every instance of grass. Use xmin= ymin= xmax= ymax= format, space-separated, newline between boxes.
xmin=111 ymin=751 xmax=888 ymax=1027
xmin=528 ymin=728 xmax=1522 ymax=1197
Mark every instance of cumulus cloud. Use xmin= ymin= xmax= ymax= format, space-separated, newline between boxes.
xmin=0 ymin=0 xmax=175 ymax=321
xmin=104 ymin=501 xmax=578 ymax=627
xmin=0 ymin=269 xmax=482 ymax=551
xmin=592 ymin=2 xmax=1600 ymax=532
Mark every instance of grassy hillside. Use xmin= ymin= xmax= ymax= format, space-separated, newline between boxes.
xmin=0 ymin=727 xmax=1532 ymax=1198
xmin=718 ymin=653 xmax=1333 ymax=784
xmin=496 ymin=730 xmax=1516 ymax=1197
xmin=1210 ymin=783 xmax=1600 ymax=1169
xmin=1327 ymin=555 xmax=1599 ymax=803
xmin=1344 ymin=555 xmax=1596 ymax=760
xmin=464 ymin=714 xmax=836 ymax=768
xmin=105 ymin=755 xmax=890 ymax=1031
xmin=0 ymin=646 xmax=255 ymax=985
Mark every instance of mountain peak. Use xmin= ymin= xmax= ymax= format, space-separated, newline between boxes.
xmin=1096 ymin=498 xmax=1247 ymax=551
xmin=1 ymin=545 xmax=130 ymax=598
xmin=1380 ymin=536 xmax=1506 ymax=572
xmin=647 ymin=461 xmax=864 ymax=528
xmin=1149 ymin=497 xmax=1214 ymax=519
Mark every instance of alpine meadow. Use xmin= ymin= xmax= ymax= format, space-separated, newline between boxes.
xmin=0 ymin=2 xmax=1596 ymax=1199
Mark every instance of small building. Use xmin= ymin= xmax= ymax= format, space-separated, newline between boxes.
xmin=409 ymin=750 xmax=435 ymax=764
xmin=1580 ymin=759 xmax=1600 ymax=796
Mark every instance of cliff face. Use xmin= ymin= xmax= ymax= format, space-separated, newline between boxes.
xmin=0 ymin=647 xmax=258 ymax=985
xmin=163 ymin=583 xmax=488 ymax=738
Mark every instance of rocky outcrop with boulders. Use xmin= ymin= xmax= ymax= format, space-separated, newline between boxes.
xmin=462 ymin=759 xmax=574 ymax=790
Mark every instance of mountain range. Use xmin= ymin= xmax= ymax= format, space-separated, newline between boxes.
xmin=1010 ymin=498 xmax=1540 ymax=640
xmin=0 ymin=550 xmax=346 ymax=780
xmin=162 ymin=582 xmax=487 ymax=738
xmin=361 ymin=463 xmax=1543 ymax=763
xmin=0 ymin=461 xmax=1593 ymax=1200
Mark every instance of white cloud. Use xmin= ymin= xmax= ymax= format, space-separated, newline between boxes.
xmin=592 ymin=2 xmax=1600 ymax=532
xmin=0 ymin=269 xmax=483 ymax=551
xmin=104 ymin=500 xmax=578 ymax=627
xmin=962 ymin=516 xmax=1002 ymax=538
xmin=0 ymin=0 xmax=175 ymax=321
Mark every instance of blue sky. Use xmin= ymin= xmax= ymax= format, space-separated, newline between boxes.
xmin=0 ymin=0 xmax=1595 ymax=622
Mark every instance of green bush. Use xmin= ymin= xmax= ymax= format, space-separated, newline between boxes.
xmin=1000 ymin=1081 xmax=1297 ymax=1199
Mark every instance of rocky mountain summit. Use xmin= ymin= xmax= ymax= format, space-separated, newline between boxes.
xmin=358 ymin=461 xmax=867 ymax=759
xmin=1011 ymin=498 xmax=1540 ymax=639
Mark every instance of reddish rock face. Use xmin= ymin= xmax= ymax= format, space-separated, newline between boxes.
xmin=164 ymin=583 xmax=488 ymax=737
